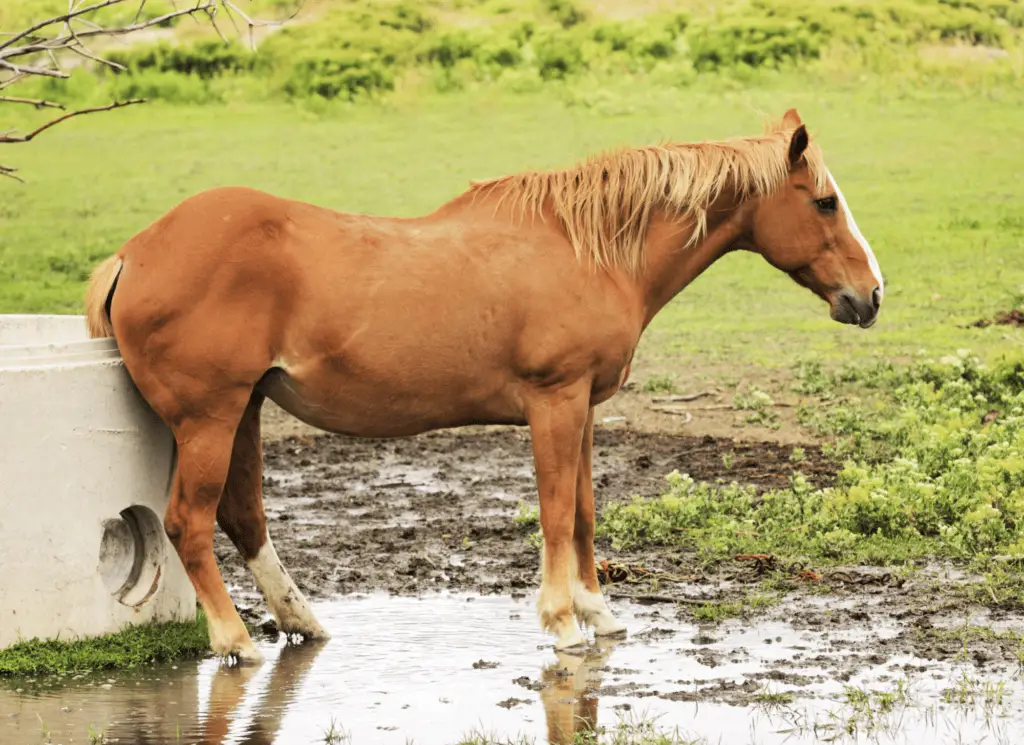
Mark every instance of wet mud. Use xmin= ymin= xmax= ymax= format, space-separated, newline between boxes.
xmin=217 ymin=426 xmax=835 ymax=609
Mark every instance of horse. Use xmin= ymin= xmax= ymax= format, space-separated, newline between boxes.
xmin=84 ymin=107 xmax=883 ymax=664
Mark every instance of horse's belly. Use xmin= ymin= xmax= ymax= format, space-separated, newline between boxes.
xmin=256 ymin=367 xmax=524 ymax=438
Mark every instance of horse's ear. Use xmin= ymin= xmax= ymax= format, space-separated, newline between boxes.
xmin=788 ymin=124 xmax=809 ymax=167
xmin=782 ymin=108 xmax=803 ymax=128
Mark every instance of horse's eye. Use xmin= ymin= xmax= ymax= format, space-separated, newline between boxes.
xmin=814 ymin=196 xmax=838 ymax=215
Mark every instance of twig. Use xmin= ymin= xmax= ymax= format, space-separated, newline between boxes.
xmin=0 ymin=59 xmax=69 ymax=78
xmin=0 ymin=95 xmax=65 ymax=109
xmin=650 ymin=391 xmax=715 ymax=403
xmin=0 ymin=72 xmax=29 ymax=91
xmin=132 ymin=0 xmax=149 ymax=26
xmin=0 ymin=99 xmax=145 ymax=143
xmin=222 ymin=0 xmax=287 ymax=50
xmin=69 ymin=43 xmax=127 ymax=71
xmin=649 ymin=407 xmax=693 ymax=423
xmin=0 ymin=163 xmax=25 ymax=182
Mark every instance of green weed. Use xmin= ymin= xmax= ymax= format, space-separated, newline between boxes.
xmin=689 ymin=591 xmax=779 ymax=622
xmin=691 ymin=601 xmax=743 ymax=622
xmin=642 ymin=374 xmax=677 ymax=394
xmin=322 ymin=716 xmax=352 ymax=745
xmin=599 ymin=353 xmax=1024 ymax=567
xmin=732 ymin=384 xmax=780 ymax=428
xmin=514 ymin=500 xmax=540 ymax=527
xmin=753 ymin=689 xmax=795 ymax=708
xmin=941 ymin=671 xmax=1009 ymax=712
xmin=836 ymin=680 xmax=913 ymax=734
xmin=88 ymin=724 xmax=107 ymax=745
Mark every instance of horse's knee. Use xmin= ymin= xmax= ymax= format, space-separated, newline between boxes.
xmin=164 ymin=514 xmax=184 ymax=548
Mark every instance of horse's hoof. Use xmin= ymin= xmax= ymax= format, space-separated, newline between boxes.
xmin=553 ymin=627 xmax=588 ymax=653
xmin=281 ymin=624 xmax=331 ymax=643
xmin=218 ymin=645 xmax=264 ymax=667
xmin=282 ymin=630 xmax=329 ymax=646
xmin=594 ymin=620 xmax=628 ymax=638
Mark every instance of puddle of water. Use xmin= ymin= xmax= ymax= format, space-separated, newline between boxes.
xmin=2 ymin=594 xmax=1022 ymax=745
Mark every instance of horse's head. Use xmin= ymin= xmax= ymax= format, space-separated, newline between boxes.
xmin=747 ymin=109 xmax=884 ymax=328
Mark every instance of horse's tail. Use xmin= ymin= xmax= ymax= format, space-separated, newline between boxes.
xmin=85 ymin=254 xmax=123 ymax=339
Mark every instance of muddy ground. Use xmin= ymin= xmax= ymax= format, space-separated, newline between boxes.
xmin=211 ymin=398 xmax=1024 ymax=703
xmin=218 ymin=421 xmax=835 ymax=605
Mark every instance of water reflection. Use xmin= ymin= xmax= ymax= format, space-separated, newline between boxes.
xmin=540 ymin=639 xmax=621 ymax=744
xmin=194 ymin=635 xmax=618 ymax=745
xmin=201 ymin=639 xmax=329 ymax=744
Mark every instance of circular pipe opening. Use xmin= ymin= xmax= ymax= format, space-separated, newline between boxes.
xmin=97 ymin=505 xmax=166 ymax=607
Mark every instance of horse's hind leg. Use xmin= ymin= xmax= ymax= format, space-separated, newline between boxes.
xmin=570 ymin=408 xmax=626 ymax=637
xmin=217 ymin=393 xmax=329 ymax=642
xmin=165 ymin=409 xmax=262 ymax=664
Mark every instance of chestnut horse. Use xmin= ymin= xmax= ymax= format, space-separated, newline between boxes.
xmin=84 ymin=108 xmax=883 ymax=664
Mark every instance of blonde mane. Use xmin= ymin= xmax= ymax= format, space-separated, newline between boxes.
xmin=470 ymin=116 xmax=827 ymax=274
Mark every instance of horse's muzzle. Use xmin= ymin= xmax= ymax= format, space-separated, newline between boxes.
xmin=831 ymin=288 xmax=881 ymax=328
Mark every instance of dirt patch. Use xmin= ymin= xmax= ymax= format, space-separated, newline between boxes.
xmin=216 ymin=426 xmax=834 ymax=616
xmin=970 ymin=308 xmax=1024 ymax=328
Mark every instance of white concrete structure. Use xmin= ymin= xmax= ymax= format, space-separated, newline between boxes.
xmin=0 ymin=314 xmax=195 ymax=650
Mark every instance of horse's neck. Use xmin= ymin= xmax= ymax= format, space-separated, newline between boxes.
xmin=638 ymin=202 xmax=748 ymax=329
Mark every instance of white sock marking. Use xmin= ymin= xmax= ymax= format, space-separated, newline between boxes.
xmin=569 ymin=550 xmax=625 ymax=636
xmin=247 ymin=534 xmax=326 ymax=637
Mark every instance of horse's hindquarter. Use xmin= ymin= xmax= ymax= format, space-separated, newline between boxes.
xmin=263 ymin=204 xmax=641 ymax=437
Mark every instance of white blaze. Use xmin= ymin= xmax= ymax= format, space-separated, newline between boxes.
xmin=827 ymin=170 xmax=884 ymax=296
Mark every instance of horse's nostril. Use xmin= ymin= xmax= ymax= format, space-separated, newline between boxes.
xmin=871 ymin=286 xmax=882 ymax=311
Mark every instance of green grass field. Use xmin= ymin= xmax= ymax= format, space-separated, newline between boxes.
xmin=2 ymin=81 xmax=1022 ymax=374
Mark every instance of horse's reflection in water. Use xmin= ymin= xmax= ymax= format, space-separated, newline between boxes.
xmin=197 ymin=636 xmax=621 ymax=745
xmin=202 ymin=638 xmax=328 ymax=745
xmin=540 ymin=637 xmax=624 ymax=744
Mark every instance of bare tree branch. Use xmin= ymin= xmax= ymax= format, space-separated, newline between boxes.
xmin=0 ymin=0 xmax=126 ymax=53
xmin=1 ymin=0 xmax=293 ymax=181
xmin=0 ymin=98 xmax=145 ymax=144
xmin=0 ymin=4 xmax=218 ymax=66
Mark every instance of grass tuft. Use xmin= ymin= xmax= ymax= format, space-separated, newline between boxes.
xmin=0 ymin=611 xmax=209 ymax=677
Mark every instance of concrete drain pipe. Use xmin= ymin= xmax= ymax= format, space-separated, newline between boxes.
xmin=0 ymin=314 xmax=196 ymax=650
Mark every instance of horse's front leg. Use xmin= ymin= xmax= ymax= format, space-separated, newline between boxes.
xmin=527 ymin=386 xmax=590 ymax=651
xmin=571 ymin=407 xmax=628 ymax=637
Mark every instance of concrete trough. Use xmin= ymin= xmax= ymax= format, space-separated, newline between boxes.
xmin=0 ymin=314 xmax=195 ymax=650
